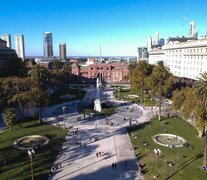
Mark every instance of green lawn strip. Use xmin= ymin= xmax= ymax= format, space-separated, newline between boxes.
xmin=48 ymin=88 xmax=86 ymax=106
xmin=128 ymin=117 xmax=207 ymax=180
xmin=114 ymin=88 xmax=156 ymax=106
xmin=0 ymin=119 xmax=66 ymax=180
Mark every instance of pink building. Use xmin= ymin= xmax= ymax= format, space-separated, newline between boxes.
xmin=71 ymin=62 xmax=129 ymax=83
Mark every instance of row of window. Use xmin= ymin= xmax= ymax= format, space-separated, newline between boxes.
xmin=0 ymin=55 xmax=16 ymax=59
xmin=166 ymin=47 xmax=207 ymax=54
xmin=166 ymin=54 xmax=206 ymax=59
xmin=90 ymin=67 xmax=110 ymax=70
xmin=170 ymin=65 xmax=202 ymax=72
xmin=174 ymin=71 xmax=197 ymax=80
xmin=167 ymin=60 xmax=203 ymax=66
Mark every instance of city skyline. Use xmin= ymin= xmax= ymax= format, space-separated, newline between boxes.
xmin=1 ymin=0 xmax=207 ymax=57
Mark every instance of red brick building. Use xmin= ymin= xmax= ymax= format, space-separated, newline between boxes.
xmin=71 ymin=62 xmax=129 ymax=83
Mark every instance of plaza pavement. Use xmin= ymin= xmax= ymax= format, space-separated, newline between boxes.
xmin=46 ymin=87 xmax=158 ymax=180
xmin=49 ymin=125 xmax=143 ymax=180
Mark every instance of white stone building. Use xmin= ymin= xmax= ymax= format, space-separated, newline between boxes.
xmin=149 ymin=37 xmax=207 ymax=80
xmin=14 ymin=34 xmax=25 ymax=60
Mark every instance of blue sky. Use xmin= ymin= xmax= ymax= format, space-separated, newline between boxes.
xmin=1 ymin=0 xmax=207 ymax=56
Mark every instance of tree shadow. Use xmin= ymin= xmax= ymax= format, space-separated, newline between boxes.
xmin=50 ymin=159 xmax=141 ymax=180
xmin=165 ymin=153 xmax=203 ymax=179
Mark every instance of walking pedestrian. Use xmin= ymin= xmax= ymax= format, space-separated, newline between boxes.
xmin=112 ymin=163 xmax=114 ymax=169
xmin=114 ymin=162 xmax=117 ymax=169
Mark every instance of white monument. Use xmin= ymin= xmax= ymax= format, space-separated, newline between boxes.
xmin=94 ymin=77 xmax=102 ymax=112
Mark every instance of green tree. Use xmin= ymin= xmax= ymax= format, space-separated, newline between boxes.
xmin=7 ymin=77 xmax=33 ymax=124
xmin=152 ymin=61 xmax=170 ymax=120
xmin=62 ymin=62 xmax=72 ymax=87
xmin=51 ymin=59 xmax=62 ymax=88
xmin=171 ymin=89 xmax=186 ymax=111
xmin=136 ymin=60 xmax=150 ymax=103
xmin=29 ymin=65 xmax=49 ymax=124
xmin=3 ymin=108 xmax=16 ymax=131
xmin=194 ymin=72 xmax=207 ymax=106
xmin=194 ymin=72 xmax=207 ymax=167
xmin=129 ymin=62 xmax=137 ymax=87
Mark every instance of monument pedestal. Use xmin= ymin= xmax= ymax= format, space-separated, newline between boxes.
xmin=94 ymin=99 xmax=102 ymax=112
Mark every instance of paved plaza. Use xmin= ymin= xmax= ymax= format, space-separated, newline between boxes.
xmin=49 ymin=125 xmax=143 ymax=180
xmin=45 ymin=86 xmax=157 ymax=180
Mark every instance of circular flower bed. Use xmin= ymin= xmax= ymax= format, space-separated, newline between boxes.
xmin=14 ymin=135 xmax=49 ymax=150
xmin=152 ymin=133 xmax=187 ymax=148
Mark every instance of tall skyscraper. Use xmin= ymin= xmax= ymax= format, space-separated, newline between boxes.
xmin=147 ymin=36 xmax=152 ymax=52
xmin=1 ymin=34 xmax=11 ymax=48
xmin=189 ymin=21 xmax=196 ymax=37
xmin=14 ymin=34 xmax=25 ymax=60
xmin=43 ymin=32 xmax=53 ymax=57
xmin=59 ymin=42 xmax=67 ymax=60
xmin=154 ymin=32 xmax=159 ymax=45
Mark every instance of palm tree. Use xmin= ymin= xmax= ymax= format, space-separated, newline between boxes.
xmin=51 ymin=59 xmax=62 ymax=88
xmin=3 ymin=108 xmax=16 ymax=131
xmin=194 ymin=72 xmax=207 ymax=167
xmin=62 ymin=62 xmax=72 ymax=87
xmin=128 ymin=62 xmax=137 ymax=87
xmin=29 ymin=65 xmax=49 ymax=124
xmin=136 ymin=60 xmax=150 ymax=103
xmin=152 ymin=61 xmax=170 ymax=120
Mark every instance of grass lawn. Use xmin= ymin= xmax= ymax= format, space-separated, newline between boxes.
xmin=128 ymin=117 xmax=207 ymax=180
xmin=0 ymin=118 xmax=66 ymax=180
xmin=114 ymin=88 xmax=156 ymax=106
xmin=48 ymin=87 xmax=86 ymax=106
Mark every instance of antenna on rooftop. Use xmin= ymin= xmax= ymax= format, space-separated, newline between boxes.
xmin=99 ymin=45 xmax=102 ymax=84
xmin=182 ymin=4 xmax=188 ymax=36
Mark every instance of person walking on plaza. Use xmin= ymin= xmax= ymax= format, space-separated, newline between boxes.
xmin=112 ymin=163 xmax=114 ymax=169
xmin=114 ymin=162 xmax=117 ymax=169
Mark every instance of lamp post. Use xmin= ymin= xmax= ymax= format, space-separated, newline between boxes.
xmin=118 ymin=87 xmax=120 ymax=100
xmin=28 ymin=149 xmax=35 ymax=180
xmin=154 ymin=148 xmax=161 ymax=179
xmin=62 ymin=106 xmax=66 ymax=129
xmin=177 ymin=146 xmax=180 ymax=168
xmin=170 ymin=144 xmax=180 ymax=169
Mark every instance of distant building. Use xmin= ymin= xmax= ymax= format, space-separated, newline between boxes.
xmin=14 ymin=34 xmax=25 ymax=60
xmin=147 ymin=36 xmax=152 ymax=52
xmin=137 ymin=47 xmax=148 ymax=61
xmin=59 ymin=42 xmax=67 ymax=60
xmin=43 ymin=32 xmax=53 ymax=57
xmin=189 ymin=21 xmax=195 ymax=37
xmin=34 ymin=56 xmax=56 ymax=69
xmin=159 ymin=38 xmax=165 ymax=46
xmin=189 ymin=21 xmax=198 ymax=39
xmin=1 ymin=34 xmax=11 ymax=48
xmin=154 ymin=32 xmax=159 ymax=45
xmin=71 ymin=62 xmax=129 ymax=83
xmin=0 ymin=39 xmax=18 ymax=70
